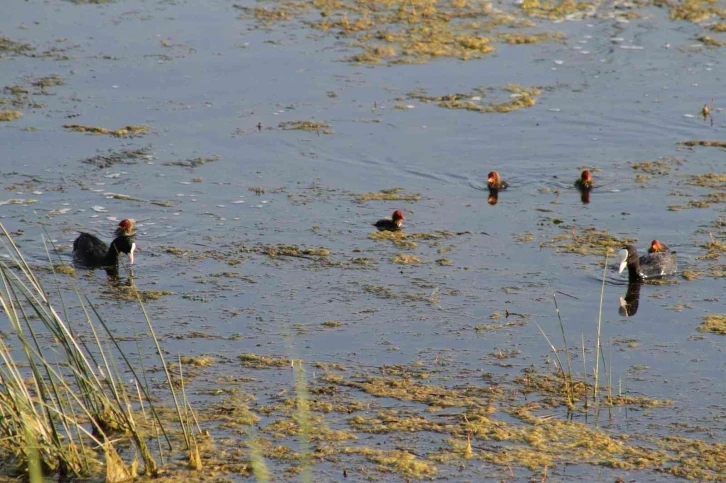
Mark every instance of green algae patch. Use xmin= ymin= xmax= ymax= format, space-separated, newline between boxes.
xmin=410 ymin=84 xmax=541 ymax=113
xmin=239 ymin=353 xmax=289 ymax=369
xmin=698 ymin=314 xmax=726 ymax=335
xmin=0 ymin=110 xmax=22 ymax=121
xmin=542 ymin=225 xmax=634 ymax=256
xmin=342 ymin=447 xmax=437 ymax=478
xmin=279 ymin=120 xmax=332 ymax=134
xmin=63 ymin=124 xmax=150 ymax=137
xmin=356 ymin=187 xmax=420 ymax=202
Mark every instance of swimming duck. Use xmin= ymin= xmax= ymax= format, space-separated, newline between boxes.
xmin=373 ymin=210 xmax=404 ymax=231
xmin=575 ymin=169 xmax=593 ymax=190
xmin=73 ymin=219 xmax=136 ymax=267
xmin=618 ymin=243 xmax=677 ymax=282
xmin=487 ymin=171 xmax=508 ymax=190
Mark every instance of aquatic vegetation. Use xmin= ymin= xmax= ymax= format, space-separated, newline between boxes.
xmin=164 ymin=155 xmax=220 ymax=167
xmin=631 ymin=157 xmax=685 ymax=176
xmin=63 ymin=123 xmax=150 ymax=137
xmin=409 ymin=84 xmax=541 ymax=113
xmin=698 ymin=314 xmax=726 ymax=334
xmin=392 ymin=253 xmax=420 ymax=264
xmin=239 ymin=353 xmax=289 ymax=368
xmin=0 ymin=36 xmax=34 ymax=55
xmin=82 ymin=146 xmax=152 ymax=168
xmin=696 ymin=35 xmax=725 ymax=47
xmin=342 ymin=447 xmax=438 ymax=478
xmin=243 ymin=0 xmax=567 ymax=65
xmin=0 ymin=109 xmax=22 ymax=121
xmin=542 ymin=225 xmax=633 ymax=256
xmin=278 ymin=120 xmax=333 ymax=134
xmin=681 ymin=139 xmax=726 ymax=148
xmin=686 ymin=172 xmax=726 ymax=189
xmin=356 ymin=187 xmax=421 ymax=202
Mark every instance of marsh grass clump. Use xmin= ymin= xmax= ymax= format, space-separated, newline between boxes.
xmin=278 ymin=120 xmax=332 ymax=134
xmin=0 ymin=223 xmax=201 ymax=479
xmin=63 ymin=124 xmax=150 ymax=137
xmin=356 ymin=187 xmax=421 ymax=202
xmin=698 ymin=314 xmax=726 ymax=334
xmin=342 ymin=447 xmax=437 ymax=478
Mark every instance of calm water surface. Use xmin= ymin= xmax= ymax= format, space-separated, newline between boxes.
xmin=1 ymin=0 xmax=724 ymax=480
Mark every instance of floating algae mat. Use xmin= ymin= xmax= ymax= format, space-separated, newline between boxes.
xmin=409 ymin=84 xmax=541 ymax=113
xmin=174 ymin=356 xmax=726 ymax=481
xmin=241 ymin=0 xmax=566 ymax=64
xmin=63 ymin=123 xmax=150 ymax=137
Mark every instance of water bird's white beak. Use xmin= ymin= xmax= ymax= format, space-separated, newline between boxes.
xmin=618 ymin=248 xmax=628 ymax=274
xmin=129 ymin=242 xmax=136 ymax=265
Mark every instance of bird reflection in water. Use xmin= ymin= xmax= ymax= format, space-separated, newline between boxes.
xmin=488 ymin=189 xmax=499 ymax=206
xmin=618 ymin=282 xmax=642 ymax=317
xmin=579 ymin=189 xmax=591 ymax=204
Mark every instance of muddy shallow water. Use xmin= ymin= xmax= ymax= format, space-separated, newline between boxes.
xmin=1 ymin=0 xmax=725 ymax=481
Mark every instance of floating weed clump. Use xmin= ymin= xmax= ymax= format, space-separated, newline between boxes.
xmin=698 ymin=314 xmax=726 ymax=334
xmin=409 ymin=84 xmax=541 ymax=113
xmin=542 ymin=225 xmax=633 ymax=256
xmin=278 ymin=120 xmax=332 ymax=134
xmin=681 ymin=139 xmax=726 ymax=148
xmin=239 ymin=353 xmax=289 ymax=369
xmin=631 ymin=157 xmax=684 ymax=176
xmin=519 ymin=0 xmax=595 ymax=20
xmin=686 ymin=172 xmax=726 ymax=189
xmin=83 ymin=146 xmax=152 ymax=169
xmin=63 ymin=123 xmax=150 ymax=137
xmin=243 ymin=0 xmax=567 ymax=65
xmin=342 ymin=447 xmax=437 ymax=478
xmin=0 ymin=109 xmax=23 ymax=121
xmin=392 ymin=253 xmax=420 ymax=265
xmin=261 ymin=244 xmax=330 ymax=258
xmin=356 ymin=187 xmax=420 ymax=202
xmin=696 ymin=35 xmax=725 ymax=47
xmin=0 ymin=36 xmax=35 ymax=55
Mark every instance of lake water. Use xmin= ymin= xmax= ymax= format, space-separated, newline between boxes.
xmin=1 ymin=0 xmax=725 ymax=480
